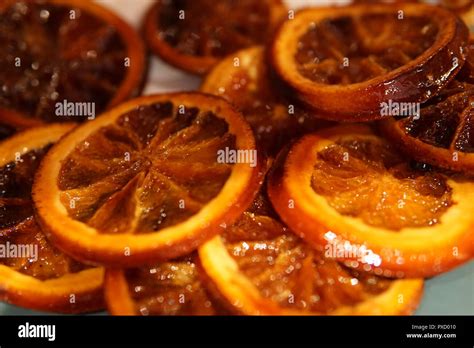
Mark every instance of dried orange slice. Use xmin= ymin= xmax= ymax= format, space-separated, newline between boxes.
xmin=105 ymin=255 xmax=224 ymax=315
xmin=199 ymin=192 xmax=423 ymax=315
xmin=201 ymin=46 xmax=331 ymax=156
xmin=0 ymin=0 xmax=146 ymax=126
xmin=33 ymin=93 xmax=263 ymax=267
xmin=352 ymin=0 xmax=416 ymax=3
xmin=144 ymin=0 xmax=286 ymax=75
xmin=379 ymin=50 xmax=474 ymax=172
xmin=271 ymin=4 xmax=469 ymax=120
xmin=0 ymin=124 xmax=104 ymax=313
xmin=268 ymin=125 xmax=474 ymax=278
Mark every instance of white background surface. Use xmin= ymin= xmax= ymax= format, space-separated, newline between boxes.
xmin=0 ymin=0 xmax=472 ymax=315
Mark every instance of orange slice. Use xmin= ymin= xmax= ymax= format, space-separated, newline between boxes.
xmin=33 ymin=93 xmax=263 ymax=267
xmin=105 ymin=255 xmax=224 ymax=315
xmin=0 ymin=124 xmax=104 ymax=313
xmin=201 ymin=46 xmax=331 ymax=156
xmin=144 ymin=0 xmax=286 ymax=75
xmin=270 ymin=4 xmax=469 ymax=120
xmin=268 ymin=125 xmax=474 ymax=278
xmin=199 ymin=192 xmax=423 ymax=315
xmin=0 ymin=0 xmax=146 ymax=126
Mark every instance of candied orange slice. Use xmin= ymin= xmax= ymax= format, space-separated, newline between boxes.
xmin=379 ymin=52 xmax=474 ymax=172
xmin=0 ymin=0 xmax=146 ymax=126
xmin=144 ymin=0 xmax=286 ymax=75
xmin=199 ymin=193 xmax=423 ymax=315
xmin=0 ymin=124 xmax=104 ymax=313
xmin=201 ymin=46 xmax=331 ymax=156
xmin=271 ymin=4 xmax=469 ymax=120
xmin=33 ymin=93 xmax=263 ymax=267
xmin=105 ymin=255 xmax=224 ymax=315
xmin=268 ymin=125 xmax=474 ymax=278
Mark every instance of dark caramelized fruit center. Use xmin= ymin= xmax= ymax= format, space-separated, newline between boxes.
xmin=209 ymin=49 xmax=322 ymax=156
xmin=397 ymin=80 xmax=474 ymax=152
xmin=0 ymin=1 xmax=127 ymax=121
xmin=0 ymin=145 xmax=88 ymax=280
xmin=311 ymin=138 xmax=452 ymax=230
xmin=0 ymin=123 xmax=16 ymax=141
xmin=58 ymin=102 xmax=235 ymax=234
xmin=157 ymin=0 xmax=275 ymax=57
xmin=222 ymin=194 xmax=391 ymax=313
xmin=125 ymin=256 xmax=217 ymax=315
xmin=295 ymin=14 xmax=438 ymax=84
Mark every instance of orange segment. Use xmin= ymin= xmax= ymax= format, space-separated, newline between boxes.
xmin=33 ymin=93 xmax=263 ymax=266
xmin=0 ymin=124 xmax=104 ymax=313
xmin=201 ymin=46 xmax=330 ymax=156
xmin=144 ymin=0 xmax=286 ymax=74
xmin=199 ymin=193 xmax=423 ymax=315
xmin=270 ymin=4 xmax=469 ymax=120
xmin=0 ymin=0 xmax=146 ymax=126
xmin=268 ymin=125 xmax=474 ymax=278
xmin=105 ymin=255 xmax=223 ymax=316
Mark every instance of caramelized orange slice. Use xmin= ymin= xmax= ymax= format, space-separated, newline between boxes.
xmin=0 ymin=124 xmax=104 ymax=313
xmin=199 ymin=193 xmax=423 ymax=315
xmin=144 ymin=0 xmax=286 ymax=75
xmin=201 ymin=46 xmax=330 ymax=156
xmin=271 ymin=4 xmax=469 ymax=120
xmin=268 ymin=125 xmax=474 ymax=278
xmin=105 ymin=255 xmax=224 ymax=315
xmin=33 ymin=93 xmax=263 ymax=267
xmin=0 ymin=0 xmax=146 ymax=126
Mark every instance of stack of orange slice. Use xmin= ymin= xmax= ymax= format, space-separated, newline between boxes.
xmin=0 ymin=1 xmax=472 ymax=317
